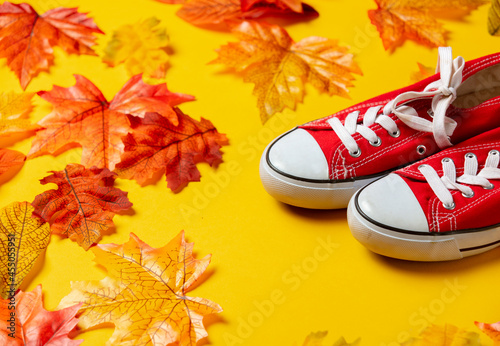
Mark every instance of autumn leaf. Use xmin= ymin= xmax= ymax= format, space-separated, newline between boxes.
xmin=0 ymin=285 xmax=82 ymax=345
xmin=0 ymin=2 xmax=103 ymax=89
xmin=211 ymin=20 xmax=361 ymax=123
xmin=410 ymin=62 xmax=434 ymax=83
xmin=115 ymin=109 xmax=228 ymax=191
xmin=155 ymin=0 xmax=186 ymax=3
xmin=58 ymin=231 xmax=222 ymax=346
xmin=0 ymin=202 xmax=50 ymax=299
xmin=368 ymin=0 xmax=488 ymax=51
xmin=176 ymin=0 xmax=318 ymax=26
xmin=32 ymin=164 xmax=132 ymax=250
xmin=488 ymin=0 xmax=500 ymax=35
xmin=0 ymin=91 xmax=37 ymax=136
xmin=403 ymin=324 xmax=481 ymax=345
xmin=296 ymin=331 xmax=360 ymax=346
xmin=0 ymin=149 xmax=25 ymax=178
xmin=29 ymin=74 xmax=194 ymax=170
xmin=103 ymin=17 xmax=170 ymax=79
xmin=475 ymin=321 xmax=500 ymax=343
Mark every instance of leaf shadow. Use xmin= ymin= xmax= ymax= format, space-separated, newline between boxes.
xmin=188 ymin=267 xmax=215 ymax=291
xmin=18 ymin=246 xmax=47 ymax=293
xmin=199 ymin=314 xmax=227 ymax=346
xmin=278 ymin=202 xmax=348 ymax=224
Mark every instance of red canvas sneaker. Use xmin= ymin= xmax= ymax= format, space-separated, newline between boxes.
xmin=348 ymin=127 xmax=500 ymax=261
xmin=260 ymin=48 xmax=500 ymax=209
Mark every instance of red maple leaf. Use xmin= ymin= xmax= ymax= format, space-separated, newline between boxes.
xmin=32 ymin=163 xmax=133 ymax=250
xmin=0 ymin=285 xmax=82 ymax=345
xmin=28 ymin=74 xmax=194 ymax=170
xmin=115 ymin=109 xmax=228 ymax=191
xmin=0 ymin=2 xmax=103 ymax=89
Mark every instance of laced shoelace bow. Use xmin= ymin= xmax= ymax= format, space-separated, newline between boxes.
xmin=419 ymin=150 xmax=500 ymax=210
xmin=328 ymin=47 xmax=465 ymax=157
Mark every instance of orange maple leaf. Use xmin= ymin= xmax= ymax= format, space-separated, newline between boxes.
xmin=115 ymin=109 xmax=228 ymax=191
xmin=211 ymin=20 xmax=361 ymax=123
xmin=475 ymin=321 xmax=500 ymax=343
xmin=0 ymin=92 xmax=38 ymax=136
xmin=410 ymin=62 xmax=434 ymax=83
xmin=29 ymin=74 xmax=194 ymax=170
xmin=0 ymin=285 xmax=82 ymax=345
xmin=176 ymin=0 xmax=318 ymax=26
xmin=58 ymin=232 xmax=222 ymax=346
xmin=32 ymin=164 xmax=133 ymax=250
xmin=368 ymin=0 xmax=488 ymax=51
xmin=0 ymin=149 xmax=25 ymax=178
xmin=0 ymin=2 xmax=103 ymax=89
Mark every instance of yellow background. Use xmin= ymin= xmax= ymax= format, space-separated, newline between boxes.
xmin=1 ymin=0 xmax=500 ymax=344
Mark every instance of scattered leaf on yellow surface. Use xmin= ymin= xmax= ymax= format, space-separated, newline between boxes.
xmin=488 ymin=0 xmax=500 ymax=35
xmin=0 ymin=149 xmax=25 ymax=178
xmin=0 ymin=91 xmax=37 ymax=136
xmin=368 ymin=0 xmax=488 ymax=51
xmin=59 ymin=231 xmax=222 ymax=345
xmin=0 ymin=202 xmax=50 ymax=299
xmin=403 ymin=324 xmax=482 ymax=345
xmin=103 ymin=17 xmax=170 ymax=79
xmin=301 ymin=331 xmax=328 ymax=345
xmin=211 ymin=20 xmax=361 ymax=123
xmin=475 ymin=320 xmax=500 ymax=343
xmin=333 ymin=336 xmax=361 ymax=346
xmin=0 ymin=285 xmax=82 ymax=345
xmin=410 ymin=62 xmax=434 ymax=83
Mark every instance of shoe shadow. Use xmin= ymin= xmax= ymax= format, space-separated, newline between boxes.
xmin=278 ymin=203 xmax=348 ymax=224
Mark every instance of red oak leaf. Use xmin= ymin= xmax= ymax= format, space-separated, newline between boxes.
xmin=0 ymin=148 xmax=25 ymax=178
xmin=0 ymin=285 xmax=82 ymax=345
xmin=28 ymin=74 xmax=194 ymax=170
xmin=0 ymin=2 xmax=103 ymax=89
xmin=115 ymin=109 xmax=228 ymax=191
xmin=32 ymin=163 xmax=133 ymax=250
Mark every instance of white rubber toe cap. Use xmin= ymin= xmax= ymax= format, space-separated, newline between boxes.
xmin=356 ymin=174 xmax=430 ymax=232
xmin=267 ymin=128 xmax=329 ymax=180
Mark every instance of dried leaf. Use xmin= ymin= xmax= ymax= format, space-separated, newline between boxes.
xmin=0 ymin=149 xmax=25 ymax=178
xmin=301 ymin=331 xmax=328 ymax=346
xmin=176 ymin=0 xmax=318 ymax=26
xmin=333 ymin=336 xmax=361 ymax=346
xmin=403 ymin=324 xmax=481 ymax=345
xmin=28 ymin=74 xmax=194 ymax=170
xmin=103 ymin=17 xmax=170 ymax=79
xmin=410 ymin=62 xmax=434 ymax=83
xmin=475 ymin=321 xmax=500 ymax=343
xmin=0 ymin=2 xmax=103 ymax=89
xmin=115 ymin=109 xmax=228 ymax=191
xmin=368 ymin=0 xmax=487 ymax=51
xmin=32 ymin=164 xmax=132 ymax=250
xmin=488 ymin=0 xmax=500 ymax=35
xmin=59 ymin=232 xmax=222 ymax=346
xmin=0 ymin=285 xmax=82 ymax=345
xmin=211 ymin=20 xmax=361 ymax=123
xmin=0 ymin=92 xmax=37 ymax=136
xmin=0 ymin=202 xmax=50 ymax=299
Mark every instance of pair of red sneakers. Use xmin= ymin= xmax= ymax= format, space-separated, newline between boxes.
xmin=260 ymin=48 xmax=500 ymax=262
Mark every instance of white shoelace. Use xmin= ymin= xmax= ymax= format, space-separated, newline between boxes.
xmin=328 ymin=47 xmax=465 ymax=157
xmin=419 ymin=150 xmax=500 ymax=209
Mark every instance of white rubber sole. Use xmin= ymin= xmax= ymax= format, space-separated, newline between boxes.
xmin=348 ymin=189 xmax=500 ymax=261
xmin=259 ymin=143 xmax=383 ymax=209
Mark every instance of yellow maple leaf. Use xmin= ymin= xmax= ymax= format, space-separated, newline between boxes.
xmin=210 ymin=20 xmax=361 ymax=123
xmin=103 ymin=17 xmax=170 ymax=79
xmin=295 ymin=331 xmax=360 ymax=346
xmin=488 ymin=0 xmax=500 ymax=36
xmin=403 ymin=324 xmax=482 ymax=345
xmin=0 ymin=91 xmax=37 ymax=136
xmin=369 ymin=0 xmax=488 ymax=51
xmin=0 ymin=202 xmax=50 ymax=299
xmin=58 ymin=231 xmax=222 ymax=346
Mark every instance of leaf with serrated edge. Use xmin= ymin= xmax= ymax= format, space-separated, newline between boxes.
xmin=475 ymin=320 xmax=500 ymax=343
xmin=59 ymin=232 xmax=222 ymax=346
xmin=0 ymin=202 xmax=50 ymax=299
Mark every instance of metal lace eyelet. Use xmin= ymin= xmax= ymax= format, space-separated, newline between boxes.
xmin=389 ymin=129 xmax=401 ymax=138
xmin=490 ymin=150 xmax=499 ymax=156
xmin=349 ymin=149 xmax=362 ymax=158
xmin=465 ymin=153 xmax=476 ymax=159
xmin=441 ymin=157 xmax=452 ymax=164
xmin=443 ymin=202 xmax=456 ymax=210
xmin=484 ymin=183 xmax=495 ymax=190
xmin=416 ymin=145 xmax=427 ymax=155
xmin=462 ymin=191 xmax=474 ymax=198
xmin=369 ymin=137 xmax=382 ymax=147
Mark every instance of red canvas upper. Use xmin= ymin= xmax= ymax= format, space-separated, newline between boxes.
xmin=296 ymin=52 xmax=500 ymax=180
xmin=396 ymin=127 xmax=500 ymax=233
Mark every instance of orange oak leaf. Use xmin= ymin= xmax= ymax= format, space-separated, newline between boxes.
xmin=28 ymin=74 xmax=194 ymax=170
xmin=0 ymin=2 xmax=103 ymax=90
xmin=0 ymin=149 xmax=25 ymax=178
xmin=475 ymin=321 xmax=500 ymax=343
xmin=176 ymin=0 xmax=318 ymax=26
xmin=410 ymin=62 xmax=434 ymax=83
xmin=368 ymin=0 xmax=488 ymax=51
xmin=58 ymin=232 xmax=222 ymax=346
xmin=211 ymin=20 xmax=361 ymax=123
xmin=0 ymin=285 xmax=82 ymax=345
xmin=115 ymin=109 xmax=228 ymax=191
xmin=31 ymin=163 xmax=132 ymax=250
xmin=0 ymin=91 xmax=38 ymax=136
